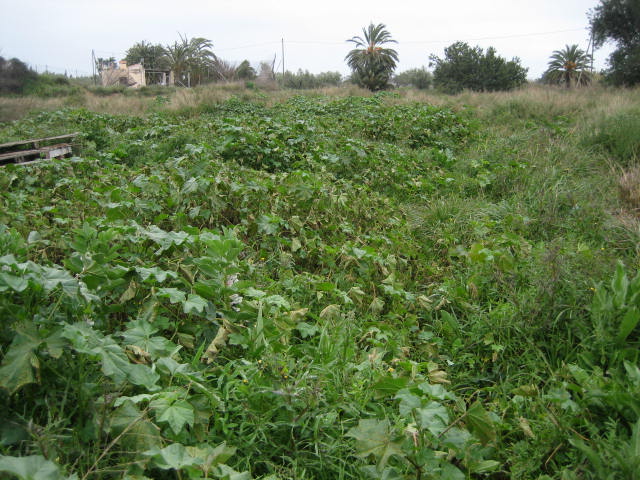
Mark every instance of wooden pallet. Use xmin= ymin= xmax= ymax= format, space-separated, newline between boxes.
xmin=0 ymin=133 xmax=79 ymax=166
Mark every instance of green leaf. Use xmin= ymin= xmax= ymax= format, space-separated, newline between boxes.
xmin=0 ymin=455 xmax=72 ymax=480
xmin=418 ymin=382 xmax=456 ymax=401
xmin=183 ymin=294 xmax=208 ymax=314
xmin=214 ymin=464 xmax=252 ymax=480
xmin=465 ymin=402 xmax=496 ymax=445
xmin=62 ymin=324 xmax=159 ymax=391
xmin=617 ymin=307 xmax=640 ymax=343
xmin=295 ymin=322 xmax=320 ymax=338
xmin=415 ymin=401 xmax=450 ymax=436
xmin=346 ymin=419 xmax=403 ymax=470
xmin=186 ymin=442 xmax=236 ymax=471
xmin=122 ymin=320 xmax=178 ymax=358
xmin=0 ymin=328 xmax=42 ymax=394
xmin=156 ymin=287 xmax=186 ymax=304
xmin=469 ymin=459 xmax=501 ymax=474
xmin=94 ymin=338 xmax=160 ymax=390
xmin=631 ymin=419 xmax=640 ymax=459
xmin=140 ymin=226 xmax=190 ymax=254
xmin=143 ymin=443 xmax=202 ymax=470
xmin=0 ymin=273 xmax=29 ymax=292
xmin=612 ymin=261 xmax=629 ymax=308
xmin=40 ymin=266 xmax=79 ymax=296
xmin=394 ymin=389 xmax=422 ymax=417
xmin=624 ymin=361 xmax=640 ymax=387
xmin=256 ymin=214 xmax=282 ymax=235
xmin=135 ymin=266 xmax=177 ymax=283
xmin=107 ymin=401 xmax=162 ymax=450
xmin=155 ymin=399 xmax=195 ymax=435
xmin=360 ymin=465 xmax=403 ymax=479
xmin=440 ymin=463 xmax=465 ymax=480
xmin=372 ymin=377 xmax=409 ymax=397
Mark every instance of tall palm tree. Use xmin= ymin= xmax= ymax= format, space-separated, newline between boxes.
xmin=163 ymin=35 xmax=217 ymax=86
xmin=346 ymin=23 xmax=399 ymax=91
xmin=543 ymin=44 xmax=592 ymax=88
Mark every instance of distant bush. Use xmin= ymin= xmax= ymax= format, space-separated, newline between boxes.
xmin=430 ymin=42 xmax=528 ymax=94
xmin=394 ymin=68 xmax=432 ymax=89
xmin=87 ymin=85 xmax=129 ymax=96
xmin=278 ymin=69 xmax=342 ymax=89
xmin=0 ymin=57 xmax=38 ymax=94
xmin=23 ymin=73 xmax=81 ymax=97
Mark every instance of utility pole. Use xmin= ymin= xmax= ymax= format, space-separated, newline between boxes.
xmin=92 ymin=49 xmax=97 ymax=85
xmin=590 ymin=26 xmax=595 ymax=73
xmin=281 ymin=38 xmax=285 ymax=77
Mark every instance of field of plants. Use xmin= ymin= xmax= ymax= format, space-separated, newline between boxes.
xmin=1 ymin=85 xmax=639 ymax=479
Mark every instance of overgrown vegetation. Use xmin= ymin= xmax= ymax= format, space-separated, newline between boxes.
xmin=0 ymin=85 xmax=640 ymax=479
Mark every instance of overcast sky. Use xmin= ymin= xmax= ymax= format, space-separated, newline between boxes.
xmin=0 ymin=0 xmax=614 ymax=80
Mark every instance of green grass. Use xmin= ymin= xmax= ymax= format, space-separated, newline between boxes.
xmin=0 ymin=86 xmax=639 ymax=479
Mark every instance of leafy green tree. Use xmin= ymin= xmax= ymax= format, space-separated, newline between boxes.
xmin=345 ymin=23 xmax=398 ymax=91
xmin=394 ymin=68 xmax=432 ymax=89
xmin=543 ymin=44 xmax=592 ymax=88
xmin=590 ymin=0 xmax=640 ymax=86
xmin=430 ymin=42 xmax=528 ymax=94
xmin=124 ymin=41 xmax=167 ymax=69
xmin=0 ymin=57 xmax=38 ymax=94
xmin=235 ymin=60 xmax=257 ymax=80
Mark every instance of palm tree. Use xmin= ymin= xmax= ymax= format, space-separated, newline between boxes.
xmin=543 ymin=44 xmax=592 ymax=88
xmin=163 ymin=35 xmax=217 ymax=86
xmin=345 ymin=23 xmax=398 ymax=91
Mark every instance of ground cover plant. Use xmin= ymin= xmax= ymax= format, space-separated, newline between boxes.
xmin=0 ymin=85 xmax=639 ymax=479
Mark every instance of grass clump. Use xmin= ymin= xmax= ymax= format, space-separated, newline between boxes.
xmin=587 ymin=107 xmax=640 ymax=165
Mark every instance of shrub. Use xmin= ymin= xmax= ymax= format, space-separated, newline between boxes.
xmin=430 ymin=42 xmax=528 ymax=94
xmin=394 ymin=68 xmax=432 ymax=89
xmin=23 ymin=73 xmax=80 ymax=97
xmin=278 ymin=69 xmax=342 ymax=89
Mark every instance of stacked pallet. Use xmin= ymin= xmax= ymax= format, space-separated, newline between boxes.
xmin=0 ymin=133 xmax=79 ymax=166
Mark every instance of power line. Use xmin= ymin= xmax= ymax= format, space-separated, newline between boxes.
xmin=399 ymin=27 xmax=587 ymax=45
xmin=215 ymin=28 xmax=589 ymax=53
xmin=215 ymin=41 xmax=281 ymax=52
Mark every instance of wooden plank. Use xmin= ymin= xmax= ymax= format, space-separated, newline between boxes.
xmin=44 ymin=145 xmax=72 ymax=159
xmin=0 ymin=143 xmax=74 ymax=165
xmin=0 ymin=132 xmax=80 ymax=151
xmin=0 ymin=148 xmax=43 ymax=161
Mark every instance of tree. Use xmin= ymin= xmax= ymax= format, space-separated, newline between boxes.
xmin=590 ymin=0 xmax=640 ymax=86
xmin=236 ymin=60 xmax=257 ymax=80
xmin=393 ymin=68 xmax=432 ymax=89
xmin=124 ymin=41 xmax=167 ymax=69
xmin=542 ymin=44 xmax=592 ymax=88
xmin=429 ymin=42 xmax=528 ymax=94
xmin=163 ymin=35 xmax=217 ymax=86
xmin=0 ymin=57 xmax=37 ymax=94
xmin=345 ymin=23 xmax=398 ymax=91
